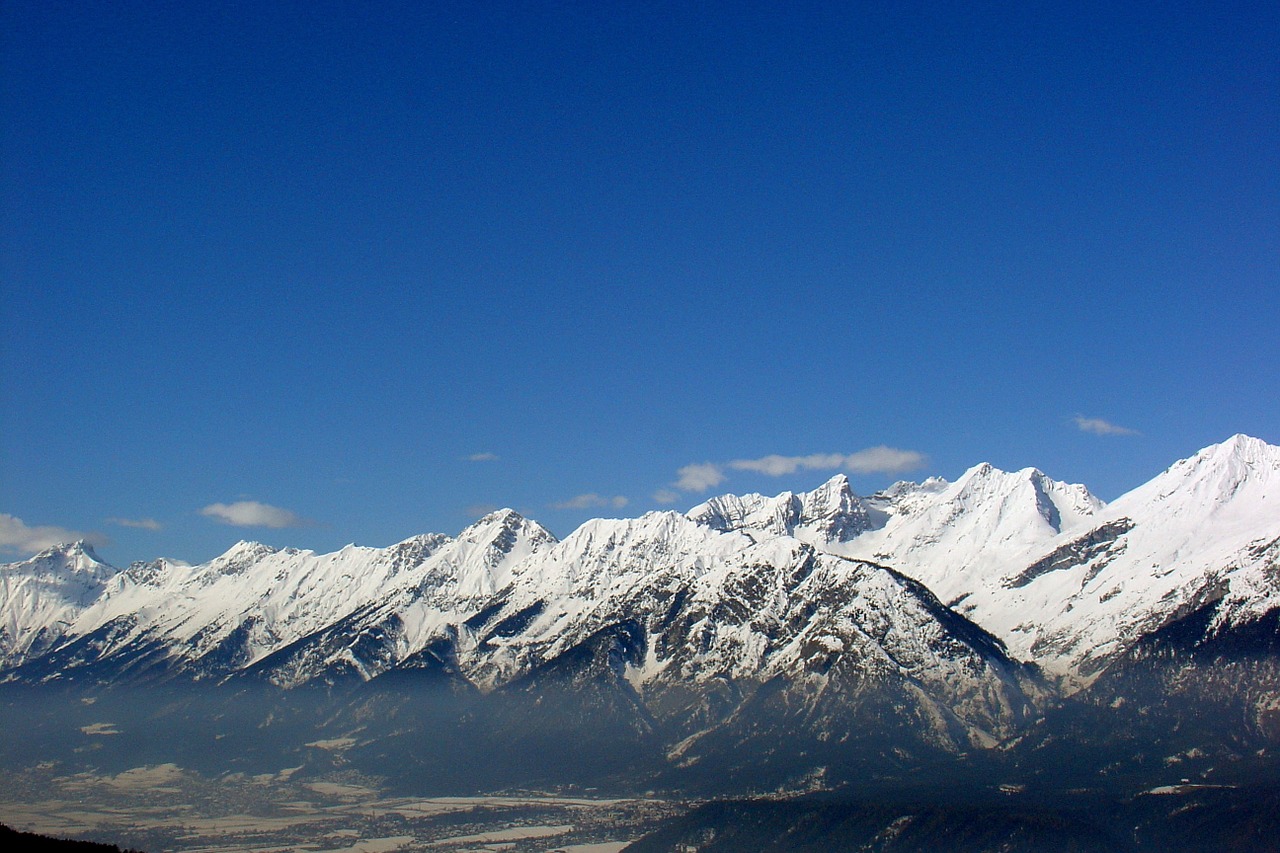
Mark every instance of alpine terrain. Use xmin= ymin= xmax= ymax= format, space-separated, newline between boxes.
xmin=2 ymin=436 xmax=1278 ymax=849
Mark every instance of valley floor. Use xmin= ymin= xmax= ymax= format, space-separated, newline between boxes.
xmin=0 ymin=763 xmax=687 ymax=853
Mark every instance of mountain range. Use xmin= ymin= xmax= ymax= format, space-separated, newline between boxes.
xmin=2 ymin=434 xmax=1278 ymax=794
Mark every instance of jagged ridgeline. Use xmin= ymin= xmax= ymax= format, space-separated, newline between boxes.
xmin=1 ymin=435 xmax=1278 ymax=794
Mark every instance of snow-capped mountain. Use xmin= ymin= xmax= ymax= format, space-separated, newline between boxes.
xmin=0 ymin=500 xmax=1051 ymax=757
xmin=4 ymin=510 xmax=557 ymax=684
xmin=686 ymin=473 xmax=874 ymax=543
xmin=1 ymin=435 xmax=1276 ymax=758
xmin=0 ymin=541 xmax=115 ymax=666
xmin=459 ymin=527 xmax=1041 ymax=750
xmin=672 ymin=435 xmax=1279 ymax=688
xmin=972 ymin=434 xmax=1280 ymax=682
xmin=695 ymin=463 xmax=1107 ymax=632
xmin=839 ymin=464 xmax=1104 ymax=603
xmin=180 ymin=507 xmax=1040 ymax=751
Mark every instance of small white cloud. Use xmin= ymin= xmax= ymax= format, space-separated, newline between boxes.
xmin=465 ymin=452 xmax=500 ymax=462
xmin=200 ymin=501 xmax=307 ymax=529
xmin=842 ymin=446 xmax=928 ymax=474
xmin=107 ymin=517 xmax=162 ymax=531
xmin=550 ymin=494 xmax=629 ymax=511
xmin=652 ymin=489 xmax=681 ymax=505
xmin=675 ymin=462 xmax=726 ymax=492
xmin=0 ymin=513 xmax=106 ymax=554
xmin=727 ymin=447 xmax=926 ymax=477
xmin=728 ymin=453 xmax=846 ymax=476
xmin=1073 ymin=415 xmax=1140 ymax=436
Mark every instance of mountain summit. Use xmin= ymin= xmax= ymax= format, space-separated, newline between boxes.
xmin=0 ymin=541 xmax=115 ymax=666
xmin=687 ymin=473 xmax=873 ymax=543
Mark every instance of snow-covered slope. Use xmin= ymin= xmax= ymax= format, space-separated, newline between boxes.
xmin=0 ymin=508 xmax=1044 ymax=751
xmin=675 ymin=436 xmax=1278 ymax=686
xmin=687 ymin=474 xmax=873 ymax=544
xmin=592 ymin=537 xmax=1038 ymax=748
xmin=0 ymin=541 xmax=115 ymax=666
xmin=2 ymin=435 xmax=1276 ymax=700
xmin=822 ymin=465 xmax=1103 ymax=605
xmin=680 ymin=465 xmax=1104 ymax=611
xmin=966 ymin=434 xmax=1280 ymax=682
xmin=2 ymin=510 xmax=557 ymax=683
xmin=237 ymin=508 xmax=1039 ymax=751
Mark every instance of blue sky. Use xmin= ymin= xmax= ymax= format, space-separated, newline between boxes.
xmin=2 ymin=1 xmax=1277 ymax=565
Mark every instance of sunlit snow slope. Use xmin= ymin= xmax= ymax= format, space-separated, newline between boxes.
xmin=2 ymin=436 xmax=1276 ymax=696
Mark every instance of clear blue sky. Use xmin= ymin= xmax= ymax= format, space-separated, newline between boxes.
xmin=2 ymin=1 xmax=1277 ymax=565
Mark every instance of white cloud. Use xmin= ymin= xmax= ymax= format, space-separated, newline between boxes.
xmin=727 ymin=446 xmax=927 ymax=477
xmin=842 ymin=446 xmax=928 ymax=474
xmin=728 ymin=453 xmax=846 ymax=476
xmin=465 ymin=452 xmax=500 ymax=462
xmin=107 ymin=517 xmax=162 ymax=531
xmin=1073 ymin=415 xmax=1140 ymax=436
xmin=550 ymin=493 xmax=629 ymax=511
xmin=675 ymin=462 xmax=726 ymax=492
xmin=652 ymin=489 xmax=681 ymax=505
xmin=0 ymin=513 xmax=106 ymax=554
xmin=200 ymin=501 xmax=307 ymax=529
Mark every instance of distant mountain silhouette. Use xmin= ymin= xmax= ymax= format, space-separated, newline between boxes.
xmin=0 ymin=824 xmax=144 ymax=853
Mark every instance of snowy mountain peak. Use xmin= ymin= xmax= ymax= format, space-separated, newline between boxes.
xmin=950 ymin=462 xmax=1028 ymax=504
xmin=827 ymin=463 xmax=1104 ymax=610
xmin=59 ymin=539 xmax=100 ymax=559
xmin=459 ymin=508 xmax=558 ymax=550
xmin=803 ymin=473 xmax=853 ymax=510
xmin=954 ymin=461 xmax=1039 ymax=492
xmin=938 ymin=435 xmax=1280 ymax=683
xmin=120 ymin=556 xmax=186 ymax=587
xmin=16 ymin=540 xmax=115 ymax=580
xmin=1113 ymin=434 xmax=1279 ymax=512
xmin=0 ymin=434 xmax=1273 ymax=698
xmin=1212 ymin=432 xmax=1277 ymax=459
xmin=218 ymin=539 xmax=273 ymax=557
xmin=903 ymin=475 xmax=949 ymax=492
xmin=441 ymin=508 xmax=560 ymax=595
xmin=814 ymin=471 xmax=852 ymax=492
xmin=868 ymin=476 xmax=950 ymax=508
xmin=686 ymin=474 xmax=871 ymax=543
xmin=1180 ymin=433 xmax=1279 ymax=478
xmin=0 ymin=541 xmax=118 ymax=666
xmin=467 ymin=507 xmax=523 ymax=527
xmin=947 ymin=463 xmax=1103 ymax=528
xmin=797 ymin=474 xmax=872 ymax=541
xmin=209 ymin=540 xmax=280 ymax=575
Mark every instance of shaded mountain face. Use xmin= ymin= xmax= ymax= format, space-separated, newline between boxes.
xmin=625 ymin=786 xmax=1280 ymax=853
xmin=1 ymin=436 xmax=1278 ymax=795
xmin=459 ymin=538 xmax=1044 ymax=777
xmin=1007 ymin=596 xmax=1280 ymax=791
